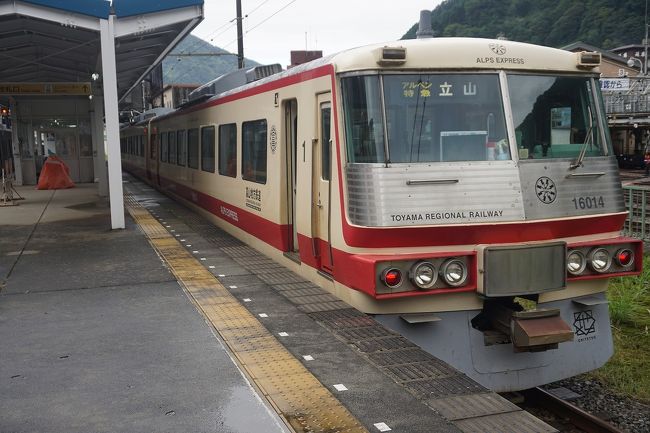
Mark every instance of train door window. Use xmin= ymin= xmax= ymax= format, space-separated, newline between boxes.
xmin=201 ymin=125 xmax=216 ymax=173
xmin=188 ymin=128 xmax=199 ymax=169
xmin=168 ymin=131 xmax=177 ymax=165
xmin=242 ymin=119 xmax=267 ymax=184
xmin=138 ymin=136 xmax=143 ymax=156
xmin=219 ymin=123 xmax=237 ymax=177
xmin=321 ymin=103 xmax=331 ymax=180
xmin=161 ymin=132 xmax=168 ymax=163
xmin=177 ymin=130 xmax=187 ymax=166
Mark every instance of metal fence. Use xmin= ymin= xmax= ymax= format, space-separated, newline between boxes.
xmin=622 ymin=185 xmax=650 ymax=241
xmin=603 ymin=77 xmax=650 ymax=116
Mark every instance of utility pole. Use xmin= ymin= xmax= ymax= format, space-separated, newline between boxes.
xmin=643 ymin=0 xmax=648 ymax=77
xmin=236 ymin=0 xmax=244 ymax=69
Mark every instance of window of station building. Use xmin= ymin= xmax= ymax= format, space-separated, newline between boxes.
xmin=188 ymin=128 xmax=199 ymax=169
xmin=168 ymin=131 xmax=177 ymax=165
xmin=161 ymin=132 xmax=168 ymax=163
xmin=242 ymin=119 xmax=267 ymax=184
xmin=219 ymin=123 xmax=237 ymax=177
xmin=177 ymin=130 xmax=187 ymax=166
xmin=201 ymin=125 xmax=215 ymax=173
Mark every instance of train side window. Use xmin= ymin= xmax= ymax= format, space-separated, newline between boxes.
xmin=321 ymin=103 xmax=331 ymax=180
xmin=161 ymin=132 xmax=168 ymax=163
xmin=219 ymin=123 xmax=237 ymax=178
xmin=201 ymin=126 xmax=216 ymax=173
xmin=242 ymin=119 xmax=267 ymax=184
xmin=177 ymin=130 xmax=187 ymax=166
xmin=168 ymin=131 xmax=177 ymax=165
xmin=188 ymin=128 xmax=199 ymax=169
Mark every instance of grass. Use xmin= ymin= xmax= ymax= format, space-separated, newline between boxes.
xmin=590 ymin=255 xmax=650 ymax=402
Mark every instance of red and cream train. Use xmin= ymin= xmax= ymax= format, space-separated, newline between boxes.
xmin=122 ymin=37 xmax=641 ymax=391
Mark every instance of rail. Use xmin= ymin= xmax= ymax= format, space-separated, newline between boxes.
xmin=622 ymin=185 xmax=650 ymax=241
xmin=522 ymin=387 xmax=624 ymax=433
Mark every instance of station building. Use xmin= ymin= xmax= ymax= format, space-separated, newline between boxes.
xmin=0 ymin=0 xmax=204 ymax=228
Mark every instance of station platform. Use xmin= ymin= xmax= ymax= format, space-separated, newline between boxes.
xmin=0 ymin=179 xmax=557 ymax=433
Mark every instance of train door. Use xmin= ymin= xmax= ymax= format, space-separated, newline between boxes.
xmin=311 ymin=93 xmax=333 ymax=273
xmin=284 ymin=99 xmax=299 ymax=253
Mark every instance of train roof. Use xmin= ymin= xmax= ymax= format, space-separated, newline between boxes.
xmin=329 ymin=37 xmax=597 ymax=74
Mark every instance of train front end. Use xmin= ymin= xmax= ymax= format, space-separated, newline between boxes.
xmin=332 ymin=39 xmax=642 ymax=391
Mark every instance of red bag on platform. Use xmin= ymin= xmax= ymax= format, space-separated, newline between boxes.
xmin=37 ymin=155 xmax=75 ymax=190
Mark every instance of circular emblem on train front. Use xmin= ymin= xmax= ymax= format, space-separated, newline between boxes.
xmin=535 ymin=176 xmax=557 ymax=204
xmin=489 ymin=43 xmax=506 ymax=55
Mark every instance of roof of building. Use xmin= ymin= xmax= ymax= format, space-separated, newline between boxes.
xmin=0 ymin=0 xmax=204 ymax=103
xmin=561 ymin=41 xmax=628 ymax=65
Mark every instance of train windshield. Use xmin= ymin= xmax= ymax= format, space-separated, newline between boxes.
xmin=507 ymin=74 xmax=607 ymax=160
xmin=342 ymin=74 xmax=508 ymax=163
xmin=341 ymin=73 xmax=609 ymax=163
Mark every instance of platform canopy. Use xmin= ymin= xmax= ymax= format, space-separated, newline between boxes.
xmin=0 ymin=0 xmax=204 ymax=102
xmin=0 ymin=0 xmax=204 ymax=230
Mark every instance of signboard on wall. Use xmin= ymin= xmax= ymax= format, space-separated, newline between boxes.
xmin=600 ymin=78 xmax=630 ymax=91
xmin=0 ymin=82 xmax=92 ymax=95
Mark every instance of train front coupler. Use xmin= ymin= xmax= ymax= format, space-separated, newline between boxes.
xmin=471 ymin=298 xmax=574 ymax=352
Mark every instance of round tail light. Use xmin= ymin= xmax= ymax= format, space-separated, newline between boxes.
xmin=382 ymin=268 xmax=403 ymax=288
xmin=615 ymin=248 xmax=634 ymax=267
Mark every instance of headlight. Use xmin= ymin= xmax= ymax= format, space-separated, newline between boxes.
xmin=567 ymin=250 xmax=586 ymax=275
xmin=410 ymin=261 xmax=437 ymax=289
xmin=440 ymin=259 xmax=468 ymax=287
xmin=615 ymin=248 xmax=634 ymax=268
xmin=588 ymin=248 xmax=612 ymax=273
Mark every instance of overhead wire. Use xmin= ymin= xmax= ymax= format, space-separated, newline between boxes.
xmin=219 ymin=0 xmax=297 ymax=50
xmin=165 ymin=0 xmax=298 ymax=82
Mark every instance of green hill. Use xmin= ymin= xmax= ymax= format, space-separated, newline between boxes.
xmin=163 ymin=34 xmax=259 ymax=85
xmin=403 ymin=0 xmax=644 ymax=49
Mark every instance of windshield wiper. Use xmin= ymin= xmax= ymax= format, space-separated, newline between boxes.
xmin=570 ymin=106 xmax=594 ymax=170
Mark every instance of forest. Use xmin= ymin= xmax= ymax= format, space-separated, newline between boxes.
xmin=403 ymin=0 xmax=645 ymax=49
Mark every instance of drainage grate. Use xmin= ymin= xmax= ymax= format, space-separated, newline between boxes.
xmin=297 ymin=301 xmax=349 ymax=313
xmin=272 ymin=281 xmax=321 ymax=291
xmin=352 ymin=336 xmax=417 ymax=353
xmin=287 ymin=294 xmax=340 ymax=305
xmin=258 ymin=272 xmax=306 ymax=285
xmin=221 ymin=245 xmax=265 ymax=258
xmin=280 ymin=287 xmax=327 ymax=298
xmin=383 ymin=360 xmax=458 ymax=382
xmin=233 ymin=256 xmax=277 ymax=267
xmin=334 ymin=326 xmax=396 ymax=342
xmin=405 ymin=375 xmax=487 ymax=399
xmin=368 ymin=349 xmax=435 ymax=367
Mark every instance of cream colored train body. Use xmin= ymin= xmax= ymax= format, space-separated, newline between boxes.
xmin=122 ymin=37 xmax=641 ymax=391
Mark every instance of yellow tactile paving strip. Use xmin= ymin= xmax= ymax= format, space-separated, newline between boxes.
xmin=125 ymin=197 xmax=369 ymax=433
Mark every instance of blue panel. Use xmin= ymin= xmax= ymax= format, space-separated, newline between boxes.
xmin=113 ymin=0 xmax=203 ymax=17
xmin=22 ymin=0 xmax=110 ymax=18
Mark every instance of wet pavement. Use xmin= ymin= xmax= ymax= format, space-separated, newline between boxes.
xmin=0 ymin=184 xmax=289 ymax=433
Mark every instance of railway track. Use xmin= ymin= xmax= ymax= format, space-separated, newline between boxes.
xmin=521 ymin=387 xmax=624 ymax=433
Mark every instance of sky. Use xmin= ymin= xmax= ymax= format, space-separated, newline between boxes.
xmin=191 ymin=0 xmax=444 ymax=66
